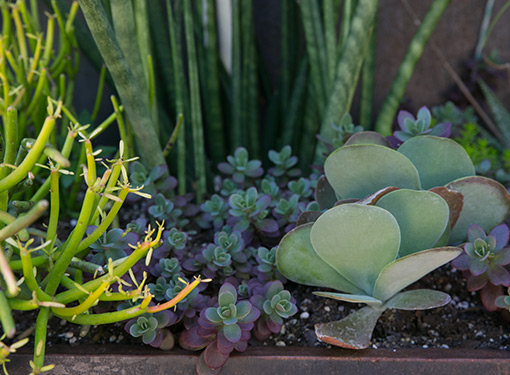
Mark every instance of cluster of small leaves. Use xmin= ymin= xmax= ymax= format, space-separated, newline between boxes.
xmin=317 ymin=113 xmax=363 ymax=152
xmin=452 ymin=224 xmax=510 ymax=311
xmin=432 ymin=101 xmax=478 ymax=126
xmin=108 ymin=146 xmax=309 ymax=371
xmin=387 ymin=106 xmax=451 ymax=148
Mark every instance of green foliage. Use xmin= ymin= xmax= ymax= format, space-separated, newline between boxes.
xmin=277 ymin=201 xmax=461 ymax=348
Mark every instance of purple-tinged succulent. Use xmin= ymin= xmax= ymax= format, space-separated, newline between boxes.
xmin=288 ymin=177 xmax=313 ymax=199
xmin=273 ymin=194 xmax=300 ymax=231
xmin=148 ymin=193 xmax=175 ymax=220
xmin=452 ymin=224 xmax=510 ymax=311
xmin=255 ymin=247 xmax=284 ymax=282
xmin=125 ymin=311 xmax=176 ymax=348
xmin=197 ymin=194 xmax=229 ymax=229
xmin=217 ymin=147 xmax=263 ymax=184
xmin=316 ymin=113 xmax=364 ymax=152
xmin=87 ymin=228 xmax=137 ymax=266
xmin=129 ymin=161 xmax=177 ymax=201
xmin=267 ymin=146 xmax=300 ymax=180
xmin=495 ymin=288 xmax=510 ymax=310
xmin=151 ymin=257 xmax=182 ymax=279
xmin=180 ymin=283 xmax=260 ymax=374
xmin=227 ymin=187 xmax=278 ymax=236
xmin=218 ymin=178 xmax=239 ymax=197
xmin=148 ymin=277 xmax=172 ymax=301
xmin=250 ymin=280 xmax=297 ymax=341
xmin=388 ymin=106 xmax=451 ymax=148
xmin=165 ymin=228 xmax=188 ymax=251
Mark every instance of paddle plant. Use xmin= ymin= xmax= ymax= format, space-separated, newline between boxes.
xmin=277 ymin=190 xmax=463 ymax=349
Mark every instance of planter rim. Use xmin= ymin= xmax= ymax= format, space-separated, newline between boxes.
xmin=10 ymin=345 xmax=510 ymax=375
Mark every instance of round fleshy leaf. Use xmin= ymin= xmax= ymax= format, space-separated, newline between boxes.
xmin=373 ymin=247 xmax=462 ymax=302
xmin=276 ymin=223 xmax=364 ymax=294
xmin=310 ymin=204 xmax=400 ymax=295
xmin=447 ymin=176 xmax=510 ymax=244
xmin=222 ymin=323 xmax=241 ymax=343
xmin=384 ymin=289 xmax=451 ymax=310
xmin=398 ymin=136 xmax=475 ymax=190
xmin=324 ymin=144 xmax=421 ymax=199
xmin=315 ymin=306 xmax=383 ymax=349
xmin=375 ymin=189 xmax=450 ymax=257
xmin=313 ymin=291 xmax=382 ymax=308
xmin=344 ymin=131 xmax=391 ymax=147
xmin=315 ymin=176 xmax=338 ymax=210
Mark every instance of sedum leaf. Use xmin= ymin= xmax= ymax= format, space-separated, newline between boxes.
xmin=310 ymin=204 xmax=400 ymax=295
xmin=276 ymin=224 xmax=364 ymax=295
xmin=324 ymin=144 xmax=421 ymax=199
xmin=375 ymin=189 xmax=450 ymax=257
xmin=398 ymin=135 xmax=475 ymax=190
xmin=384 ymin=289 xmax=451 ymax=310
xmin=372 ymin=247 xmax=462 ymax=302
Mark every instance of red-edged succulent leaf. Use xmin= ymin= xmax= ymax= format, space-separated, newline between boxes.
xmin=493 ymin=247 xmax=510 ymax=266
xmin=465 ymin=272 xmax=488 ymax=292
xmin=315 ymin=175 xmax=337 ymax=210
xmin=148 ymin=331 xmax=163 ymax=347
xmin=222 ymin=323 xmax=241 ymax=343
xmin=159 ymin=330 xmax=175 ymax=350
xmin=451 ymin=253 xmax=471 ymax=270
xmin=197 ymin=352 xmax=221 ymax=375
xmin=490 ymin=224 xmax=510 ymax=251
xmin=254 ymin=319 xmax=272 ymax=341
xmin=234 ymin=339 xmax=248 ymax=352
xmin=429 ymin=186 xmax=463 ymax=228
xmin=315 ymin=306 xmax=383 ymax=349
xmin=487 ymin=265 xmax=510 ymax=286
xmin=480 ymin=283 xmax=504 ymax=312
xmin=216 ymin=331 xmax=235 ymax=355
xmin=179 ymin=326 xmax=213 ymax=351
xmin=203 ymin=341 xmax=230 ymax=369
xmin=356 ymin=186 xmax=400 ymax=205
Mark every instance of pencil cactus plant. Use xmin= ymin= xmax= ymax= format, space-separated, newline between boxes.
xmin=277 ymin=190 xmax=462 ymax=349
xmin=318 ymin=135 xmax=510 ymax=244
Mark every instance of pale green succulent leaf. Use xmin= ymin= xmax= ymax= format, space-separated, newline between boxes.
xmin=447 ymin=176 xmax=510 ymax=244
xmin=324 ymin=144 xmax=421 ymax=199
xmin=276 ymin=223 xmax=364 ymax=295
xmin=398 ymin=136 xmax=475 ymax=190
xmin=384 ymin=289 xmax=451 ymax=310
xmin=310 ymin=204 xmax=400 ymax=295
xmin=373 ymin=247 xmax=462 ymax=302
xmin=344 ymin=131 xmax=391 ymax=147
xmin=375 ymin=189 xmax=450 ymax=257
xmin=313 ymin=291 xmax=383 ymax=308
xmin=315 ymin=306 xmax=384 ymax=349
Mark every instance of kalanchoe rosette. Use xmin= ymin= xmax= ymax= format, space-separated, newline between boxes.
xmin=277 ymin=190 xmax=462 ymax=349
xmin=387 ymin=106 xmax=451 ymax=148
xmin=452 ymin=224 xmax=510 ymax=311
xmin=250 ymin=280 xmax=297 ymax=340
xmin=217 ymin=147 xmax=263 ymax=184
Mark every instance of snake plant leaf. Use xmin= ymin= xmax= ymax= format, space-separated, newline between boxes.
xmin=429 ymin=186 xmax=464 ymax=228
xmin=315 ymin=306 xmax=383 ymax=349
xmin=276 ymin=223 xmax=364 ymax=295
xmin=447 ymin=176 xmax=510 ymax=244
xmin=313 ymin=291 xmax=383 ymax=308
xmin=315 ymin=175 xmax=338 ymax=210
xmin=384 ymin=289 xmax=451 ymax=310
xmin=344 ymin=131 xmax=391 ymax=147
xmin=324 ymin=144 xmax=421 ymax=199
xmin=310 ymin=204 xmax=400 ymax=295
xmin=398 ymin=136 xmax=475 ymax=190
xmin=375 ymin=189 xmax=450 ymax=257
xmin=372 ymin=247 xmax=462 ymax=302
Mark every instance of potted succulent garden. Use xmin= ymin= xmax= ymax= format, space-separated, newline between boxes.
xmin=2 ymin=0 xmax=510 ymax=374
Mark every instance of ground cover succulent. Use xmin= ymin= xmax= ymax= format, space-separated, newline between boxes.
xmin=277 ymin=190 xmax=462 ymax=349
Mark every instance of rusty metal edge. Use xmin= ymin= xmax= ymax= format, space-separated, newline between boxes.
xmin=8 ymin=345 xmax=510 ymax=375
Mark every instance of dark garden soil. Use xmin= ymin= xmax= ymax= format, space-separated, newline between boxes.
xmin=9 ymin=200 xmax=510 ymax=354
xmin=11 ymin=264 xmax=510 ymax=353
